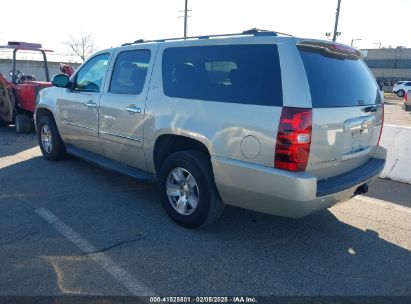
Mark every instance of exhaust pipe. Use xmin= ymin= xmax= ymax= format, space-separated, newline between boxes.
xmin=354 ymin=183 xmax=369 ymax=195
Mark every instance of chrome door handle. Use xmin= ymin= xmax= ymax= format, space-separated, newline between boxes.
xmin=85 ymin=100 xmax=97 ymax=109
xmin=124 ymin=105 xmax=141 ymax=114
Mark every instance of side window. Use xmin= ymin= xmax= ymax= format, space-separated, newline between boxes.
xmin=75 ymin=53 xmax=110 ymax=92
xmin=162 ymin=45 xmax=283 ymax=106
xmin=405 ymin=82 xmax=411 ymax=86
xmin=109 ymin=50 xmax=151 ymax=95
xmin=205 ymin=61 xmax=237 ymax=86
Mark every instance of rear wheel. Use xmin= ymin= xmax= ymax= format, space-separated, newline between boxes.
xmin=15 ymin=114 xmax=31 ymax=133
xmin=37 ymin=115 xmax=66 ymax=160
xmin=397 ymin=90 xmax=405 ymax=97
xmin=158 ymin=150 xmax=225 ymax=228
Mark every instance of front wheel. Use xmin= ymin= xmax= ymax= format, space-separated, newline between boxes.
xmin=397 ymin=90 xmax=405 ymax=97
xmin=37 ymin=115 xmax=66 ymax=160
xmin=158 ymin=150 xmax=225 ymax=228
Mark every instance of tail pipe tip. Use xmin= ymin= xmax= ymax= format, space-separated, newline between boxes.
xmin=354 ymin=183 xmax=369 ymax=196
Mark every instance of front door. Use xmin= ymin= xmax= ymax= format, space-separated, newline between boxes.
xmin=58 ymin=53 xmax=110 ymax=155
xmin=99 ymin=47 xmax=155 ymax=170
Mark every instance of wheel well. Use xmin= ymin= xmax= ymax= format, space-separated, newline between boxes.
xmin=35 ymin=108 xmax=54 ymax=126
xmin=153 ymin=135 xmax=210 ymax=173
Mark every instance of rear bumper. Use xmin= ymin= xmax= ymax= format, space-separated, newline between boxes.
xmin=316 ymin=158 xmax=385 ymax=197
xmin=211 ymin=146 xmax=386 ymax=218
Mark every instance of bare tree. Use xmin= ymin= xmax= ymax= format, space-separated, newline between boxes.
xmin=64 ymin=32 xmax=96 ymax=62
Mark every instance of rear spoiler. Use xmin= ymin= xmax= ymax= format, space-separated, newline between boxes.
xmin=297 ymin=40 xmax=363 ymax=60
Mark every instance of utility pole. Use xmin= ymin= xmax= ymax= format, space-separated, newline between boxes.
xmin=184 ymin=0 xmax=188 ymax=39
xmin=178 ymin=0 xmax=191 ymax=38
xmin=332 ymin=0 xmax=342 ymax=42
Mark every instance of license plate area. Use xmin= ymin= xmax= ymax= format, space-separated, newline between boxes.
xmin=344 ymin=129 xmax=370 ymax=152
xmin=342 ymin=116 xmax=374 ymax=161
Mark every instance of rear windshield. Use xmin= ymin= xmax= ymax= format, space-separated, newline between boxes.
xmin=162 ymin=44 xmax=283 ymax=106
xmin=298 ymin=46 xmax=381 ymax=107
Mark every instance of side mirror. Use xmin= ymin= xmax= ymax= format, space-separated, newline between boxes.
xmin=51 ymin=74 xmax=70 ymax=88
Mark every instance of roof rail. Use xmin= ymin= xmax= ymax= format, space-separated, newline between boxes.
xmin=121 ymin=28 xmax=292 ymax=46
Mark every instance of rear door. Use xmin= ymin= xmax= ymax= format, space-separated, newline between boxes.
xmin=297 ymin=41 xmax=383 ymax=179
xmin=99 ymin=46 xmax=156 ymax=170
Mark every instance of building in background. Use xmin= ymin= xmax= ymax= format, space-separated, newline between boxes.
xmin=362 ymin=47 xmax=411 ymax=91
xmin=0 ymin=59 xmax=80 ymax=82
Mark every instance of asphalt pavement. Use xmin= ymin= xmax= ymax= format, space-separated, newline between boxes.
xmin=383 ymin=94 xmax=411 ymax=127
xmin=0 ymin=125 xmax=410 ymax=298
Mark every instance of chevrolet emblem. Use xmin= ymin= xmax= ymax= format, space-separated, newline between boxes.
xmin=361 ymin=119 xmax=372 ymax=130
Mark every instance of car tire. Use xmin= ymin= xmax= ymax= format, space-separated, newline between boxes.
xmin=397 ymin=90 xmax=405 ymax=97
xmin=37 ymin=115 xmax=66 ymax=160
xmin=158 ymin=150 xmax=225 ymax=228
xmin=15 ymin=114 xmax=31 ymax=133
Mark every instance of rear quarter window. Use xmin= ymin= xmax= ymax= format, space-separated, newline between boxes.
xmin=162 ymin=44 xmax=283 ymax=106
xmin=298 ymin=46 xmax=381 ymax=107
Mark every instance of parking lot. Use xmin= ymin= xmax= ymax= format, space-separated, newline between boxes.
xmin=384 ymin=93 xmax=411 ymax=127
xmin=0 ymin=98 xmax=410 ymax=299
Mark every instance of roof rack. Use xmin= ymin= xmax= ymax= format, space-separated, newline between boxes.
xmin=121 ymin=28 xmax=293 ymax=46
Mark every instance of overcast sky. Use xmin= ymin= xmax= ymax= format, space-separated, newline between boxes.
xmin=1 ymin=0 xmax=410 ymax=60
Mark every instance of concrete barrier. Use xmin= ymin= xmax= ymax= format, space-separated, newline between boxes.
xmin=379 ymin=124 xmax=411 ymax=184
xmin=405 ymin=90 xmax=411 ymax=111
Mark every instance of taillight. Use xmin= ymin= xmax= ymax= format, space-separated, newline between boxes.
xmin=275 ymin=107 xmax=312 ymax=171
xmin=377 ymin=104 xmax=384 ymax=146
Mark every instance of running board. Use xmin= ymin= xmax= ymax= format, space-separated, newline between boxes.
xmin=66 ymin=145 xmax=155 ymax=182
